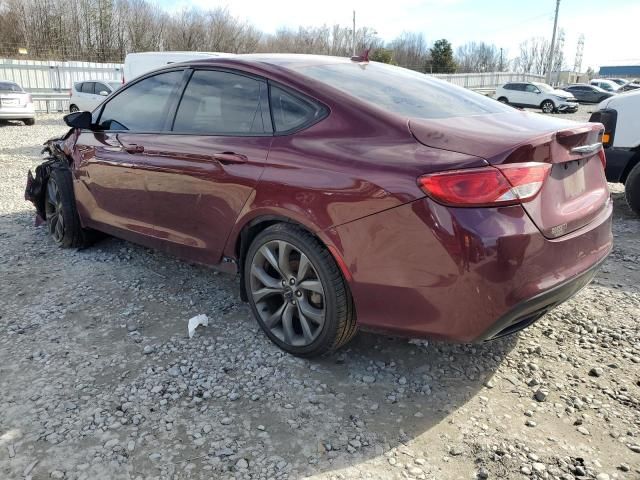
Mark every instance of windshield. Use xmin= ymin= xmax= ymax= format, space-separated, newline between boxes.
xmin=533 ymin=83 xmax=554 ymax=92
xmin=0 ymin=81 xmax=23 ymax=93
xmin=293 ymin=62 xmax=509 ymax=119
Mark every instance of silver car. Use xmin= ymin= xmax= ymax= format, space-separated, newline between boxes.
xmin=0 ymin=80 xmax=35 ymax=125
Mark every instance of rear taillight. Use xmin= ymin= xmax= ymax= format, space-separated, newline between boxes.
xmin=26 ymin=94 xmax=32 ymax=104
xmin=598 ymin=148 xmax=606 ymax=169
xmin=418 ymin=162 xmax=551 ymax=207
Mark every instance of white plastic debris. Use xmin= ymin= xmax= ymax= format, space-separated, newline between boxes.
xmin=187 ymin=314 xmax=209 ymax=338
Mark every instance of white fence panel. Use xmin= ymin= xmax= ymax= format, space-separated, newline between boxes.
xmin=0 ymin=59 xmax=123 ymax=93
xmin=431 ymin=72 xmax=545 ymax=89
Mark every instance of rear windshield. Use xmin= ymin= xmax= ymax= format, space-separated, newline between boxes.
xmin=0 ymin=81 xmax=23 ymax=92
xmin=292 ymin=62 xmax=509 ymax=119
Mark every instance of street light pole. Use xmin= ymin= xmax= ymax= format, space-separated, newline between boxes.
xmin=545 ymin=0 xmax=561 ymax=84
xmin=352 ymin=10 xmax=356 ymax=56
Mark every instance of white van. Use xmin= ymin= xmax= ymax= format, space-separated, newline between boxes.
xmin=590 ymin=89 xmax=640 ymax=214
xmin=123 ymin=52 xmax=232 ymax=83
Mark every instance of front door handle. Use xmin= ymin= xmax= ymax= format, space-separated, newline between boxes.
xmin=213 ymin=152 xmax=248 ymax=165
xmin=123 ymin=144 xmax=144 ymax=154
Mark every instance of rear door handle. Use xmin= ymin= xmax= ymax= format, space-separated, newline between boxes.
xmin=123 ymin=144 xmax=144 ymax=154
xmin=213 ymin=152 xmax=248 ymax=165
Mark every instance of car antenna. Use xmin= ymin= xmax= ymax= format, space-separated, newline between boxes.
xmin=350 ymin=48 xmax=370 ymax=63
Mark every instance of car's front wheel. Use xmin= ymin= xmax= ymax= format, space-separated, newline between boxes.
xmin=24 ymin=118 xmax=35 ymax=126
xmin=45 ymin=168 xmax=91 ymax=248
xmin=244 ymin=223 xmax=357 ymax=357
xmin=540 ymin=100 xmax=555 ymax=113
xmin=69 ymin=104 xmax=79 ymax=113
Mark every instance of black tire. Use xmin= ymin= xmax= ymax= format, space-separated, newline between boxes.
xmin=625 ymin=162 xmax=640 ymax=216
xmin=497 ymin=97 xmax=509 ymax=104
xmin=69 ymin=104 xmax=79 ymax=113
xmin=244 ymin=223 xmax=357 ymax=357
xmin=540 ymin=100 xmax=555 ymax=113
xmin=23 ymin=118 xmax=35 ymax=126
xmin=45 ymin=168 xmax=91 ymax=248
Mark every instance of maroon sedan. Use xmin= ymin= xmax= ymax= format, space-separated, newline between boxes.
xmin=26 ymin=54 xmax=612 ymax=357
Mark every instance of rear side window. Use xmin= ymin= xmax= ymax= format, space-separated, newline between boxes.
xmin=97 ymin=70 xmax=182 ymax=131
xmin=295 ymin=62 xmax=508 ymax=119
xmin=81 ymin=82 xmax=95 ymax=94
xmin=173 ymin=70 xmax=270 ymax=135
xmin=503 ymin=83 xmax=516 ymax=91
xmin=270 ymin=86 xmax=326 ymax=133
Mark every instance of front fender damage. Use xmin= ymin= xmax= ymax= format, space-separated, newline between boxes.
xmin=25 ymin=130 xmax=74 ymax=224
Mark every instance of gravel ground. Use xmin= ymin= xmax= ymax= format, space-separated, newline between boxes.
xmin=1 ymin=106 xmax=639 ymax=480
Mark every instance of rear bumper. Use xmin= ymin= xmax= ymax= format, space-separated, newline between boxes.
xmin=0 ymin=105 xmax=35 ymax=119
xmin=475 ymin=253 xmax=605 ymax=341
xmin=604 ymin=147 xmax=635 ymax=183
xmin=332 ymin=196 xmax=613 ymax=342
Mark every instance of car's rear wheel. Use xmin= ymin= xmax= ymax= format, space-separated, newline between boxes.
xmin=24 ymin=118 xmax=35 ymax=126
xmin=45 ymin=168 xmax=91 ymax=248
xmin=497 ymin=96 xmax=509 ymax=104
xmin=244 ymin=223 xmax=357 ymax=357
xmin=625 ymin=161 xmax=640 ymax=216
xmin=69 ymin=104 xmax=79 ymax=113
xmin=540 ymin=100 xmax=555 ymax=113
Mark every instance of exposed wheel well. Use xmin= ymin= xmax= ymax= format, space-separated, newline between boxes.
xmin=235 ymin=216 xmax=324 ymax=301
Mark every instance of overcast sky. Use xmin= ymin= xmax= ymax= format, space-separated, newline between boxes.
xmin=158 ymin=0 xmax=638 ymax=70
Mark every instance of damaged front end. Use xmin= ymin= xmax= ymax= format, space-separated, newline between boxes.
xmin=25 ymin=130 xmax=74 ymax=225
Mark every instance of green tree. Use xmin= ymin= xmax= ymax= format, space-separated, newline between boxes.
xmin=370 ymin=48 xmax=393 ymax=64
xmin=430 ymin=38 xmax=457 ymax=73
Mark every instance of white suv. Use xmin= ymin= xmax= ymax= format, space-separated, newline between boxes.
xmin=70 ymin=80 xmax=121 ymax=112
xmin=495 ymin=81 xmax=578 ymax=113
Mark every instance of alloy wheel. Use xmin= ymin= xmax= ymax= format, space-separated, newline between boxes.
xmin=45 ymin=179 xmax=64 ymax=243
xmin=249 ymin=240 xmax=326 ymax=347
xmin=541 ymin=101 xmax=554 ymax=113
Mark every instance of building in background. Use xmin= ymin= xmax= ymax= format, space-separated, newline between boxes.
xmin=598 ymin=64 xmax=640 ymax=80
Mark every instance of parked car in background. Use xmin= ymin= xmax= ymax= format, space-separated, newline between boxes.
xmin=69 ymin=80 xmax=121 ymax=113
xmin=0 ymin=80 xmax=35 ymax=125
xmin=495 ymin=81 xmax=578 ymax=113
xmin=26 ymin=55 xmax=612 ymax=357
xmin=590 ymin=89 xmax=640 ymax=215
xmin=561 ymin=84 xmax=613 ymax=103
xmin=590 ymin=79 xmax=620 ymax=92
xmin=608 ymin=78 xmax=628 ymax=86
xmin=618 ymin=82 xmax=640 ymax=93
xmin=123 ymin=51 xmax=231 ymax=83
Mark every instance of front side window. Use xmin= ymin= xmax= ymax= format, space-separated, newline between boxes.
xmin=173 ymin=70 xmax=269 ymax=135
xmin=94 ymin=83 xmax=108 ymax=95
xmin=525 ymin=84 xmax=539 ymax=93
xmin=97 ymin=70 xmax=182 ymax=131
xmin=293 ymin=62 xmax=509 ymax=119
xmin=270 ymin=86 xmax=325 ymax=133
xmin=81 ymin=82 xmax=95 ymax=94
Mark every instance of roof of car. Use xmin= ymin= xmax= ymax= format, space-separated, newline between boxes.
xmin=186 ymin=53 xmax=357 ymax=68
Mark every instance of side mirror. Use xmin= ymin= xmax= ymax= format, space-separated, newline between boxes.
xmin=64 ymin=111 xmax=92 ymax=129
xmin=99 ymin=90 xmax=109 ymax=96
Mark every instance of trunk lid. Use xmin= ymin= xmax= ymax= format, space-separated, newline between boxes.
xmin=409 ymin=111 xmax=609 ymax=238
xmin=0 ymin=92 xmax=28 ymax=108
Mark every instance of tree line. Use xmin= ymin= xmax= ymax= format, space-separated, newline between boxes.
xmin=0 ymin=0 xmax=566 ymax=74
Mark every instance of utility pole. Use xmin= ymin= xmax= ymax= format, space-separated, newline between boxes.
xmin=545 ymin=0 xmax=560 ymax=84
xmin=352 ymin=10 xmax=356 ymax=56
xmin=499 ymin=48 xmax=503 ymax=71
